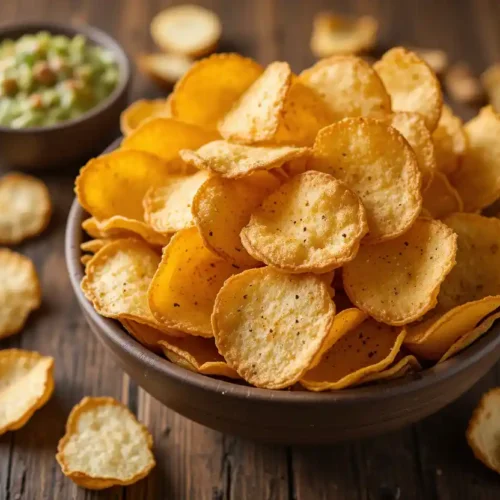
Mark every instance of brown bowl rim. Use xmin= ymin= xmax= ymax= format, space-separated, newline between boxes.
xmin=0 ymin=21 xmax=131 ymax=133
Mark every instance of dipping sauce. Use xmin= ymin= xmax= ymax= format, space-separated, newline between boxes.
xmin=0 ymin=31 xmax=119 ymax=128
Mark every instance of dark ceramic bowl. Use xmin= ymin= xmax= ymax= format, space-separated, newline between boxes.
xmin=65 ymin=155 xmax=500 ymax=442
xmin=0 ymin=22 xmax=131 ymax=170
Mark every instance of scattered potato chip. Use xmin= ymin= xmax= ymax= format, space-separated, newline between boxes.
xmin=445 ymin=63 xmax=485 ymax=104
xmin=355 ymin=354 xmax=422 ymax=385
xmin=450 ymin=106 xmax=500 ymax=212
xmin=150 ymin=4 xmax=221 ymax=58
xmin=137 ymin=52 xmax=193 ymax=89
xmin=422 ymin=172 xmax=463 ymax=219
xmin=299 ymin=56 xmax=391 ymax=121
xmin=432 ymin=104 xmax=468 ymax=176
xmin=374 ymin=47 xmax=443 ymax=131
xmin=404 ymin=296 xmax=500 ymax=360
xmin=143 ymin=170 xmax=210 ymax=233
xmin=343 ymin=219 xmax=457 ymax=325
xmin=56 ymin=397 xmax=155 ymax=489
xmin=180 ymin=140 xmax=310 ymax=178
xmin=158 ymin=336 xmax=240 ymax=378
xmin=171 ymin=53 xmax=263 ymax=129
xmin=218 ymin=61 xmax=292 ymax=144
xmin=0 ymin=249 xmax=41 ymax=339
xmin=80 ymin=239 xmax=110 ymax=254
xmin=149 ymin=227 xmax=239 ymax=337
xmin=467 ymin=388 xmax=500 ymax=475
xmin=482 ymin=64 xmax=500 ymax=112
xmin=80 ymin=254 xmax=92 ymax=267
xmin=0 ymin=173 xmax=51 ymax=245
xmin=0 ymin=350 xmax=54 ymax=435
xmin=435 ymin=213 xmax=500 ymax=312
xmin=212 ymin=267 xmax=335 ymax=389
xmin=121 ymin=319 xmax=183 ymax=354
xmin=192 ymin=171 xmax=280 ymax=267
xmin=310 ymin=12 xmax=378 ymax=58
xmin=121 ymin=118 xmax=219 ymax=165
xmin=310 ymin=117 xmax=422 ymax=243
xmin=300 ymin=319 xmax=406 ymax=391
xmin=241 ymin=171 xmax=368 ymax=273
xmin=120 ymin=98 xmax=171 ymax=136
xmin=409 ymin=48 xmax=449 ymax=76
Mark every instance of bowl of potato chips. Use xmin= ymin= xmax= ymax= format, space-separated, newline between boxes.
xmin=66 ymin=49 xmax=500 ymax=443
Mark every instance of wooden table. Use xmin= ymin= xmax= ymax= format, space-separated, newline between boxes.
xmin=1 ymin=0 xmax=500 ymax=498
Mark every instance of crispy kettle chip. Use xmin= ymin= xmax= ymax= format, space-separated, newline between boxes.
xmin=354 ymin=354 xmax=422 ymax=385
xmin=120 ymin=98 xmax=171 ymax=136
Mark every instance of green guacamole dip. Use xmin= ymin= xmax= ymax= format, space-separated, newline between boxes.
xmin=0 ymin=31 xmax=120 ymax=128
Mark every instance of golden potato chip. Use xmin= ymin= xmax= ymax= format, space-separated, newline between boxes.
xmin=81 ymin=239 xmax=163 ymax=329
xmin=80 ymin=239 xmax=110 ymax=254
xmin=218 ymin=61 xmax=292 ymax=144
xmin=467 ymin=388 xmax=500 ymax=475
xmin=119 ymin=98 xmax=171 ymax=136
xmin=80 ymin=254 xmax=92 ymax=267
xmin=241 ymin=171 xmax=368 ymax=273
xmin=0 ymin=249 xmax=41 ymax=339
xmin=180 ymin=140 xmax=310 ymax=178
xmin=450 ymin=106 xmax=500 ymax=212
xmin=76 ymin=150 xmax=174 ymax=222
xmin=300 ymin=319 xmax=406 ymax=391
xmin=445 ymin=63 xmax=485 ymax=105
xmin=212 ymin=267 xmax=336 ymax=389
xmin=0 ymin=173 xmax=51 ymax=245
xmin=299 ymin=56 xmax=391 ymax=121
xmin=404 ymin=296 xmax=500 ymax=360
xmin=121 ymin=319 xmax=183 ymax=354
xmin=149 ymin=227 xmax=239 ymax=337
xmin=343 ymin=219 xmax=457 ymax=325
xmin=171 ymin=53 xmax=263 ymax=129
xmin=137 ymin=52 xmax=193 ymax=89
xmin=0 ymin=350 xmax=54 ymax=435
xmin=382 ymin=112 xmax=437 ymax=189
xmin=192 ymin=172 xmax=281 ymax=267
xmin=150 ymin=5 xmax=221 ymax=58
xmin=121 ymin=117 xmax=219 ymax=165
xmin=310 ymin=117 xmax=422 ymax=243
xmin=422 ymin=172 xmax=463 ymax=219
xmin=374 ymin=47 xmax=443 ymax=131
xmin=143 ymin=170 xmax=210 ymax=233
xmin=481 ymin=64 xmax=500 ymax=112
xmin=158 ymin=336 xmax=240 ymax=379
xmin=437 ymin=213 xmax=500 ymax=312
xmin=355 ymin=354 xmax=421 ymax=385
xmin=56 ymin=397 xmax=155 ymax=489
xmin=310 ymin=12 xmax=378 ymax=58
xmin=82 ymin=216 xmax=170 ymax=247
xmin=432 ymin=105 xmax=468 ymax=176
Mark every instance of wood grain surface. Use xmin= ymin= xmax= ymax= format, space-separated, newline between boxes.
xmin=1 ymin=0 xmax=500 ymax=499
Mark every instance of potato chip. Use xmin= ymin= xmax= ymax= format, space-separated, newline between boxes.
xmin=467 ymin=388 xmax=500 ymax=475
xmin=445 ymin=63 xmax=484 ymax=104
xmin=0 ymin=173 xmax=51 ymax=245
xmin=150 ymin=5 xmax=221 ymax=58
xmin=343 ymin=219 xmax=457 ymax=325
xmin=82 ymin=216 xmax=170 ymax=247
xmin=404 ymin=296 xmax=500 ymax=360
xmin=0 ymin=249 xmax=41 ymax=339
xmin=143 ymin=170 xmax=210 ymax=233
xmin=432 ymin=105 xmax=468 ymax=176
xmin=121 ymin=117 xmax=219 ymax=165
xmin=218 ymin=61 xmax=292 ymax=144
xmin=422 ymin=170 xmax=463 ymax=219
xmin=56 ymin=397 xmax=155 ymax=489
xmin=437 ymin=213 xmax=500 ymax=312
xmin=76 ymin=150 xmax=174 ymax=222
xmin=80 ymin=254 xmax=92 ymax=267
xmin=171 ymin=53 xmax=263 ymax=129
xmin=80 ymin=239 xmax=110 ymax=254
xmin=0 ymin=350 xmax=54 ymax=435
xmin=212 ymin=267 xmax=336 ymax=389
xmin=119 ymin=98 xmax=171 ymax=136
xmin=149 ymin=227 xmax=239 ymax=337
xmin=481 ymin=64 xmax=500 ymax=112
xmin=450 ymin=106 xmax=500 ymax=212
xmin=241 ymin=171 xmax=368 ymax=273
xmin=138 ymin=52 xmax=193 ymax=89
xmin=310 ymin=117 xmax=422 ymax=243
xmin=409 ymin=48 xmax=449 ymax=76
xmin=374 ymin=47 xmax=443 ymax=131
xmin=180 ymin=140 xmax=310 ymax=178
xmin=158 ymin=336 xmax=240 ymax=378
xmin=192 ymin=172 xmax=281 ymax=267
xmin=382 ymin=112 xmax=437 ymax=189
xmin=310 ymin=12 xmax=378 ymax=58
xmin=299 ymin=56 xmax=391 ymax=121
xmin=121 ymin=319 xmax=183 ymax=354
xmin=355 ymin=354 xmax=421 ymax=385
xmin=300 ymin=319 xmax=406 ymax=391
